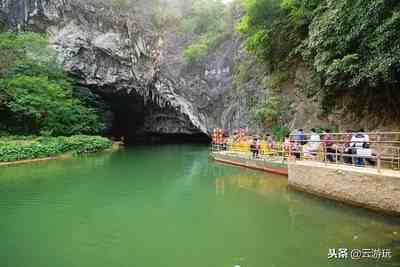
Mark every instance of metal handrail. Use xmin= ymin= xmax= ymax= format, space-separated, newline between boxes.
xmin=290 ymin=131 xmax=400 ymax=135
xmin=211 ymin=131 xmax=400 ymax=173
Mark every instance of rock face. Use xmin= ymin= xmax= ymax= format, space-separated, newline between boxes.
xmin=0 ymin=0 xmax=331 ymax=140
xmin=0 ymin=0 xmax=210 ymax=141
xmin=159 ymin=28 xmax=246 ymax=132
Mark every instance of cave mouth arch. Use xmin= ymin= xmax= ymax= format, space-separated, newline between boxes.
xmin=101 ymin=91 xmax=210 ymax=145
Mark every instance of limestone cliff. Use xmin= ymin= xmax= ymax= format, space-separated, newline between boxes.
xmin=0 ymin=0 xmax=208 ymax=141
xmin=0 ymin=0 xmax=332 ymax=140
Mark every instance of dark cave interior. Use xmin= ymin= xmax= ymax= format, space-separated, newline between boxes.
xmin=101 ymin=91 xmax=210 ymax=145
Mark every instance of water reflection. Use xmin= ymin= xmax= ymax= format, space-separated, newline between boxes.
xmin=215 ymin=178 xmax=225 ymax=195
xmin=224 ymin=171 xmax=400 ymax=264
xmin=227 ymin=173 xmax=287 ymax=196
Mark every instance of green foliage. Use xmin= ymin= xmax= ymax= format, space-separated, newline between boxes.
xmin=253 ymin=95 xmax=286 ymax=126
xmin=183 ymin=38 xmax=210 ymax=64
xmin=0 ymin=135 xmax=113 ymax=162
xmin=294 ymin=68 xmax=321 ymax=98
xmin=0 ymin=20 xmax=5 ymax=32
xmin=0 ymin=32 xmax=105 ymax=136
xmin=181 ymin=0 xmax=228 ymax=64
xmin=181 ymin=0 xmax=226 ymax=35
xmin=152 ymin=1 xmax=181 ymax=30
xmin=0 ymin=32 xmax=50 ymax=75
xmin=280 ymin=0 xmax=322 ymax=35
xmin=271 ymin=125 xmax=290 ymax=141
xmin=90 ymin=0 xmax=135 ymax=9
xmin=183 ymin=33 xmax=223 ymax=64
xmin=237 ymin=0 xmax=321 ymax=65
xmin=238 ymin=0 xmax=400 ymax=118
xmin=111 ymin=0 xmax=129 ymax=9
xmin=0 ymin=75 xmax=104 ymax=136
xmin=301 ymin=0 xmax=400 ymax=113
xmin=264 ymin=71 xmax=289 ymax=91
xmin=233 ymin=59 xmax=254 ymax=88
xmin=237 ymin=0 xmax=301 ymax=68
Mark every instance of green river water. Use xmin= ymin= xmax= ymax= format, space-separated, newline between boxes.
xmin=0 ymin=145 xmax=399 ymax=267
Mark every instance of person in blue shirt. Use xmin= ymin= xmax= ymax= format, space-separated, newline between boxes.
xmin=296 ymin=129 xmax=307 ymax=145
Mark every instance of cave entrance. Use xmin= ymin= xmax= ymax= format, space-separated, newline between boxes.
xmin=103 ymin=91 xmax=210 ymax=145
xmin=108 ymin=92 xmax=145 ymax=142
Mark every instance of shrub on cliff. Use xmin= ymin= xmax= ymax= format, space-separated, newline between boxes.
xmin=301 ymin=0 xmax=400 ymax=115
xmin=238 ymin=0 xmax=400 ymax=119
xmin=183 ymin=35 xmax=216 ymax=64
xmin=181 ymin=0 xmax=228 ymax=64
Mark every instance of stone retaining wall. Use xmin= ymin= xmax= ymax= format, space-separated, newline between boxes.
xmin=288 ymin=162 xmax=400 ymax=215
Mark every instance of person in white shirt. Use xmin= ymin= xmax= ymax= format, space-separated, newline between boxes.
xmin=304 ymin=128 xmax=320 ymax=156
xmin=350 ymin=129 xmax=368 ymax=166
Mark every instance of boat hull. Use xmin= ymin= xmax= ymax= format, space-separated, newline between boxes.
xmin=210 ymin=152 xmax=288 ymax=176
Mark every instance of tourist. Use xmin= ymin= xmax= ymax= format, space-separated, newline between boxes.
xmin=256 ymin=136 xmax=261 ymax=157
xmin=323 ymin=129 xmax=334 ymax=162
xmin=284 ymin=134 xmax=291 ymax=150
xmin=222 ymin=133 xmax=228 ymax=151
xmin=363 ymin=130 xmax=370 ymax=144
xmin=211 ymin=129 xmax=218 ymax=151
xmin=250 ymin=137 xmax=260 ymax=159
xmin=226 ymin=134 xmax=234 ymax=151
xmin=233 ymin=130 xmax=239 ymax=143
xmin=214 ymin=128 xmax=225 ymax=151
xmin=304 ymin=128 xmax=321 ymax=156
xmin=360 ymin=131 xmax=375 ymax=166
xmin=283 ymin=134 xmax=300 ymax=159
xmin=296 ymin=129 xmax=307 ymax=145
xmin=266 ymin=134 xmax=275 ymax=149
xmin=350 ymin=129 xmax=369 ymax=167
xmin=292 ymin=139 xmax=301 ymax=159
xmin=343 ymin=130 xmax=353 ymax=164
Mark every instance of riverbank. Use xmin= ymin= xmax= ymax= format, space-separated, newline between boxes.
xmin=0 ymin=135 xmax=115 ymax=166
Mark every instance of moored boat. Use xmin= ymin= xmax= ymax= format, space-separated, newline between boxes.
xmin=210 ymin=151 xmax=288 ymax=176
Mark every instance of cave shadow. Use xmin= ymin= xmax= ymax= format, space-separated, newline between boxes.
xmin=98 ymin=90 xmax=210 ymax=146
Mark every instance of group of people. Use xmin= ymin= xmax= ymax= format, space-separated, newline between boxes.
xmin=212 ymin=128 xmax=372 ymax=167
xmin=285 ymin=128 xmax=372 ymax=166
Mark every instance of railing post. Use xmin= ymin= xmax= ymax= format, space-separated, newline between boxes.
xmin=335 ymin=145 xmax=338 ymax=165
xmin=398 ymin=147 xmax=400 ymax=170
xmin=377 ymin=135 xmax=382 ymax=173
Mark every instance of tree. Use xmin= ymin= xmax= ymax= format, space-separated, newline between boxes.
xmin=0 ymin=75 xmax=104 ymax=136
xmin=237 ymin=0 xmax=301 ymax=69
xmin=0 ymin=32 xmax=105 ymax=136
xmin=238 ymin=0 xmax=400 ymax=119
xmin=301 ymin=0 xmax=400 ymax=114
